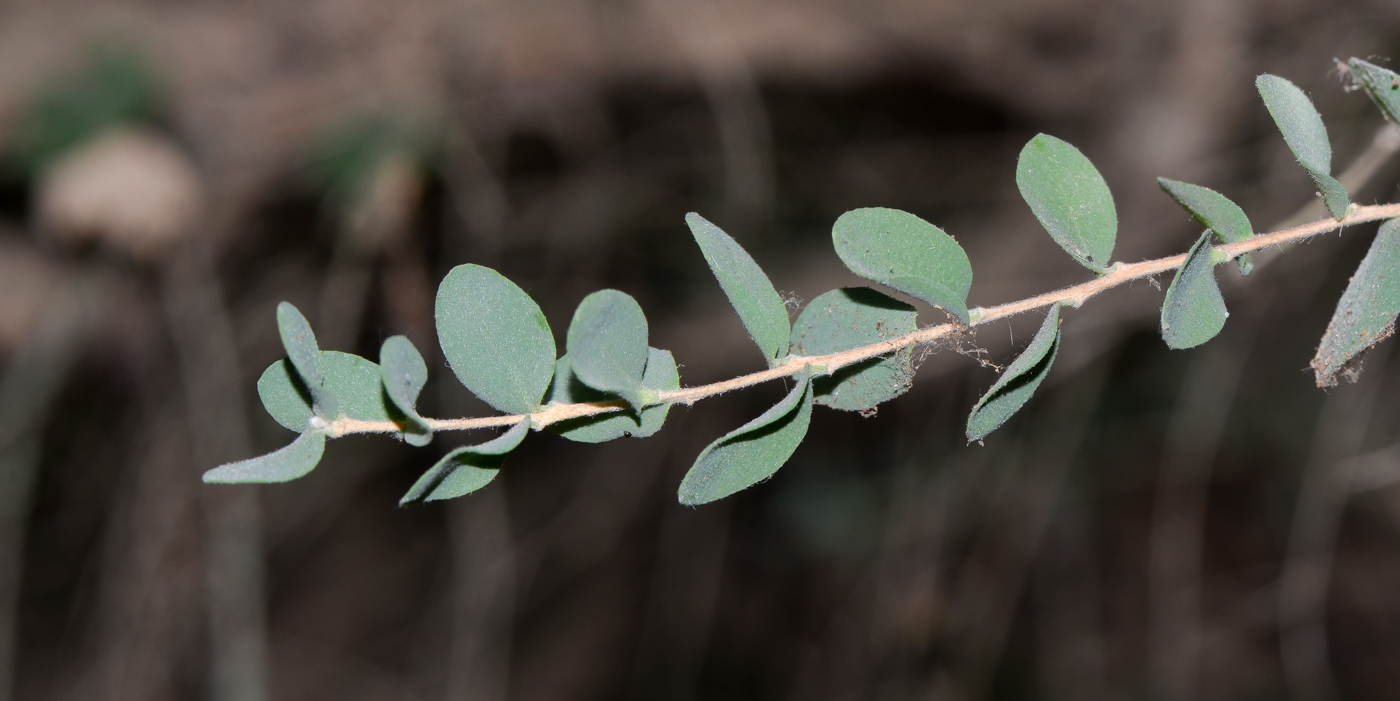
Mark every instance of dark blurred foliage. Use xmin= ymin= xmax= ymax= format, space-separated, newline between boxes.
xmin=4 ymin=46 xmax=161 ymax=184
xmin=5 ymin=1 xmax=1400 ymax=700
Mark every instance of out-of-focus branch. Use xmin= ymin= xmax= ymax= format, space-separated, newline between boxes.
xmin=0 ymin=278 xmax=96 ymax=701
xmin=1278 ymin=349 xmax=1392 ymax=701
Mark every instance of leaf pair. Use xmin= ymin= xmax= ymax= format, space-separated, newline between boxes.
xmin=1257 ymin=74 xmax=1350 ymax=219
xmin=1155 ymin=72 xmax=1350 ymax=351
xmin=1158 ymin=179 xmax=1255 ymax=275
xmin=204 ymin=303 xmax=437 ymax=484
xmin=539 ymin=288 xmax=680 ymax=442
xmin=790 ymin=287 xmax=917 ymax=411
xmin=684 ymin=209 xmax=936 ymax=504
xmin=547 ymin=347 xmax=679 ymax=443
xmin=676 ymin=285 xmax=921 ymax=504
xmin=688 ymin=208 xmax=972 ymax=369
xmin=435 ymin=266 xmax=685 ymax=496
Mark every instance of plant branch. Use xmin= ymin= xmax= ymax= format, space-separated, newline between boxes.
xmin=324 ymin=201 xmax=1400 ymax=438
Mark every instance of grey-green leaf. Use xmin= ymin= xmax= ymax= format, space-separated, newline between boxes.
xmin=203 ymin=431 xmax=326 ymax=484
xmin=1348 ymin=58 xmax=1400 ymax=125
xmin=1016 ymin=134 xmax=1118 ymax=272
xmin=1157 ymin=177 xmax=1255 ymax=275
xmin=1312 ymin=172 xmax=1349 ymax=221
xmin=966 ymin=305 xmax=1062 ymax=442
xmin=789 ymin=287 xmax=917 ymax=411
xmin=1256 ymin=74 xmax=1332 ymax=173
xmin=1256 ymin=74 xmax=1350 ymax=219
xmin=831 ymin=208 xmax=972 ymax=324
xmin=436 ymin=264 xmax=556 ymax=415
xmin=258 ymin=360 xmax=315 ymax=432
xmin=1311 ymin=218 xmax=1400 ymax=386
xmin=686 ymin=213 xmax=791 ymax=364
xmin=380 ymin=335 xmax=431 ymax=445
xmin=276 ymin=301 xmax=336 ymax=417
xmin=547 ymin=347 xmax=679 ymax=443
xmin=677 ymin=365 xmax=814 ymax=505
xmin=258 ymin=351 xmax=392 ymax=431
xmin=1161 ymin=229 xmax=1228 ymax=350
xmin=400 ymin=418 xmax=531 ymax=505
xmin=566 ymin=289 xmax=649 ymax=410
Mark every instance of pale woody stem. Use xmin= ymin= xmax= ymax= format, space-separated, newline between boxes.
xmin=325 ymin=202 xmax=1400 ymax=436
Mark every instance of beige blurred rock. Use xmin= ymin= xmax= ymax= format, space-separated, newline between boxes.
xmin=35 ymin=127 xmax=205 ymax=263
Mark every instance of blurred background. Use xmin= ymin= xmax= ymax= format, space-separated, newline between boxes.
xmin=4 ymin=0 xmax=1400 ymax=699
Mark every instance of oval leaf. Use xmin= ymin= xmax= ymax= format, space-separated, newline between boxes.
xmin=1311 ymin=218 xmax=1400 ymax=386
xmin=258 ymin=360 xmax=315 ymax=432
xmin=1016 ymin=134 xmax=1118 ymax=272
xmin=1348 ymin=58 xmax=1400 ymax=125
xmin=789 ymin=287 xmax=917 ymax=411
xmin=380 ymin=336 xmax=431 ymax=446
xmin=258 ymin=351 xmax=392 ymax=431
xmin=678 ymin=366 xmax=814 ymax=505
xmin=400 ymin=418 xmax=531 ymax=505
xmin=686 ymin=213 xmax=791 ymax=364
xmin=1256 ymin=74 xmax=1349 ymax=219
xmin=276 ymin=301 xmax=337 ymax=417
xmin=547 ymin=347 xmax=679 ymax=443
xmin=1256 ymin=74 xmax=1332 ymax=174
xmin=1157 ymin=177 xmax=1255 ymax=275
xmin=566 ymin=289 xmax=649 ymax=410
xmin=831 ymin=208 xmax=972 ymax=324
xmin=966 ymin=305 xmax=1062 ymax=442
xmin=1161 ymin=229 xmax=1228 ymax=350
xmin=203 ymin=431 xmax=326 ymax=484
xmin=436 ymin=264 xmax=556 ymax=415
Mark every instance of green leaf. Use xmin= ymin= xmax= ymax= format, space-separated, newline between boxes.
xmin=566 ymin=289 xmax=649 ymax=410
xmin=831 ymin=208 xmax=973 ymax=324
xmin=1161 ymin=229 xmax=1228 ymax=350
xmin=1157 ymin=178 xmax=1255 ymax=275
xmin=1348 ymin=58 xmax=1400 ymax=125
xmin=1256 ymin=74 xmax=1350 ymax=219
xmin=686 ymin=213 xmax=791 ymax=364
xmin=1016 ymin=134 xmax=1118 ymax=272
xmin=1311 ymin=218 xmax=1400 ymax=386
xmin=966 ymin=305 xmax=1062 ymax=442
xmin=436 ymin=264 xmax=556 ymax=415
xmin=203 ymin=431 xmax=326 ymax=484
xmin=380 ymin=336 xmax=431 ymax=446
xmin=276 ymin=301 xmax=336 ymax=417
xmin=789 ymin=287 xmax=918 ymax=411
xmin=257 ymin=360 xmax=315 ymax=432
xmin=547 ymin=347 xmax=679 ymax=443
xmin=677 ymin=366 xmax=814 ymax=505
xmin=400 ymin=419 xmax=531 ymax=504
xmin=258 ymin=352 xmax=394 ymax=433
xmin=1312 ymin=174 xmax=1348 ymax=221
